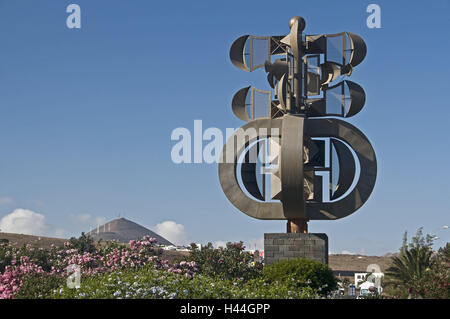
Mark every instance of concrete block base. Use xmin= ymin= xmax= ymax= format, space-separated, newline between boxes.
xmin=264 ymin=233 xmax=328 ymax=265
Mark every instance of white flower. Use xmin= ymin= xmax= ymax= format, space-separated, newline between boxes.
xmin=168 ymin=292 xmax=177 ymax=299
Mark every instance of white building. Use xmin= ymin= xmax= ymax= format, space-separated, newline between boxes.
xmin=354 ymin=272 xmax=384 ymax=295
xmin=354 ymin=272 xmax=367 ymax=288
xmin=359 ymin=280 xmax=382 ymax=296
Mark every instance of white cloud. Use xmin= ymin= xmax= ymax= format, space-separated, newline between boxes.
xmin=341 ymin=250 xmax=357 ymax=255
xmin=0 ymin=208 xmax=69 ymax=238
xmin=0 ymin=197 xmax=13 ymax=205
xmin=0 ymin=208 xmax=48 ymax=236
xmin=152 ymin=221 xmax=189 ymax=246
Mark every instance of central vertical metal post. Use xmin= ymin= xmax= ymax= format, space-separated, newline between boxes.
xmin=292 ymin=37 xmax=302 ymax=113
xmin=287 ymin=219 xmax=308 ymax=233
xmin=287 ymin=17 xmax=307 ymax=233
xmin=289 ymin=16 xmax=305 ymax=114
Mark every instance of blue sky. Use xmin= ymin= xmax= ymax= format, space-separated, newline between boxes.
xmin=0 ymin=0 xmax=448 ymax=255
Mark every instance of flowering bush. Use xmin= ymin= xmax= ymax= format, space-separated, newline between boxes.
xmin=414 ymin=244 xmax=450 ymax=299
xmin=0 ymin=235 xmax=169 ymax=298
xmin=188 ymin=242 xmax=262 ymax=281
xmin=0 ymin=243 xmax=51 ymax=273
xmin=0 ymin=256 xmax=45 ymax=299
xmin=168 ymin=261 xmax=198 ymax=278
xmin=0 ymin=235 xmax=331 ymax=299
xmin=52 ymin=266 xmax=316 ymax=299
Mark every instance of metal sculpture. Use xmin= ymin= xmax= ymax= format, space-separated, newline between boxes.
xmin=219 ymin=16 xmax=377 ymax=233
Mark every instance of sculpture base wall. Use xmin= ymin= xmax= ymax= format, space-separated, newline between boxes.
xmin=264 ymin=233 xmax=328 ymax=265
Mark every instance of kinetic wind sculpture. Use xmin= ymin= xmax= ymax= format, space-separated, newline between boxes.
xmin=219 ymin=16 xmax=377 ymax=235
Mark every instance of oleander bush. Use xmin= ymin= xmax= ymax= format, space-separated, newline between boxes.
xmin=187 ymin=242 xmax=263 ymax=281
xmin=52 ymin=266 xmax=316 ymax=299
xmin=0 ymin=235 xmax=171 ymax=298
xmin=1 ymin=234 xmax=336 ymax=299
xmin=416 ymin=243 xmax=449 ymax=299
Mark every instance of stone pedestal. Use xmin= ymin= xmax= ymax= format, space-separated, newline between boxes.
xmin=264 ymin=233 xmax=328 ymax=265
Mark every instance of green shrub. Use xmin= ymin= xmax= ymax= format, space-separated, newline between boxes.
xmin=0 ymin=244 xmax=14 ymax=273
xmin=384 ymin=229 xmax=449 ymax=298
xmin=66 ymin=232 xmax=97 ymax=253
xmin=14 ymin=273 xmax=65 ymax=299
xmin=187 ymin=242 xmax=262 ymax=281
xmin=262 ymin=258 xmax=337 ymax=295
xmin=52 ymin=266 xmax=315 ymax=299
xmin=18 ymin=245 xmax=54 ymax=272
